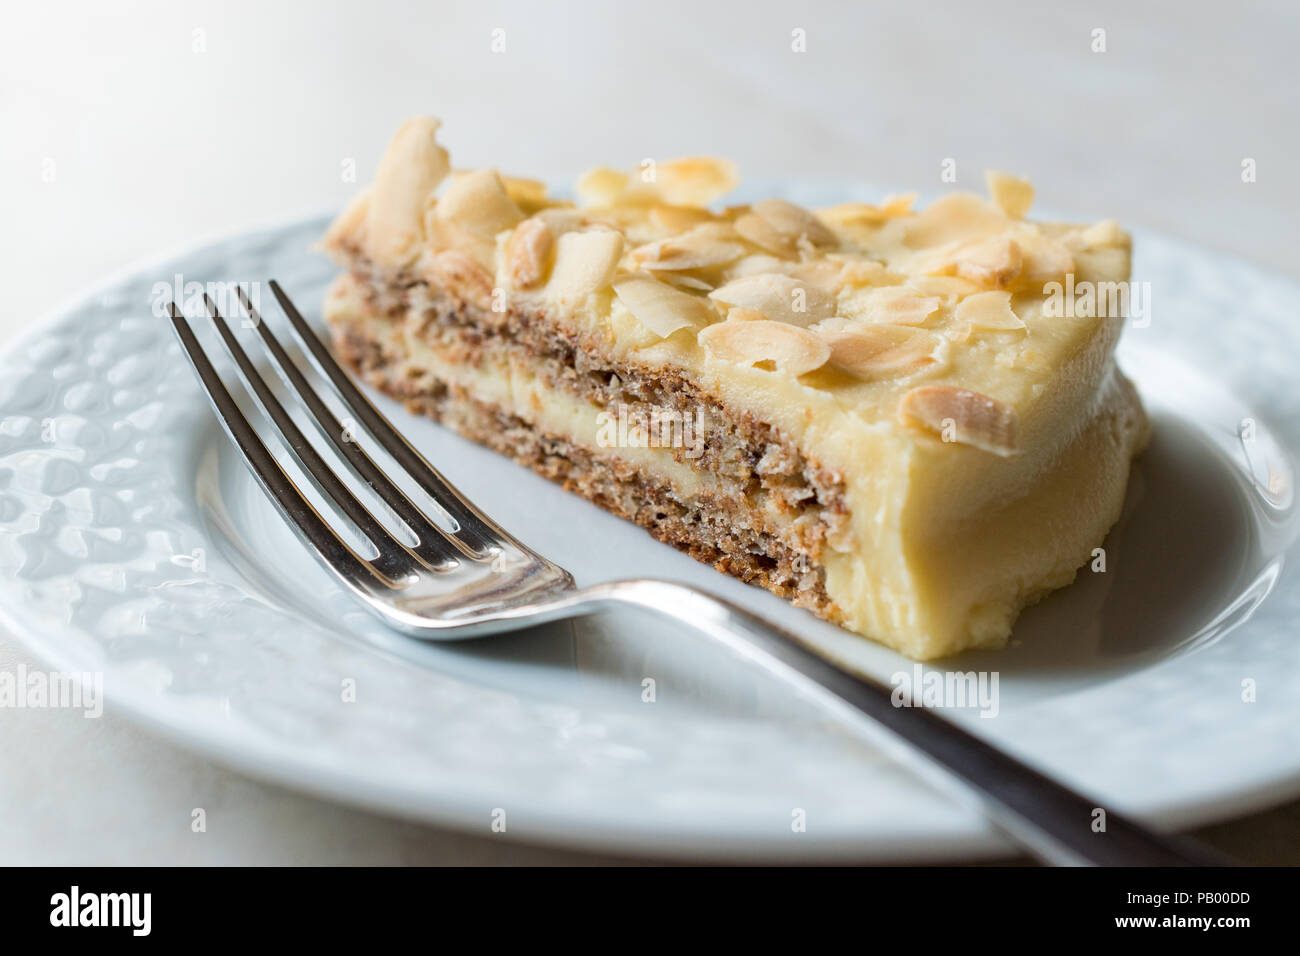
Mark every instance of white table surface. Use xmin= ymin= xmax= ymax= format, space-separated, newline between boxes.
xmin=2 ymin=0 xmax=1297 ymax=865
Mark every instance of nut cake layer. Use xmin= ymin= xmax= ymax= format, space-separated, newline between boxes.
xmin=327 ymin=273 xmax=846 ymax=620
xmin=320 ymin=117 xmax=1148 ymax=659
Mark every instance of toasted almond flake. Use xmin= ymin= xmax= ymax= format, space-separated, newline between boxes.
xmin=1012 ymin=229 xmax=1074 ymax=285
xmin=786 ymin=259 xmax=845 ymax=289
xmin=954 ymin=290 xmax=1025 ymax=331
xmin=708 ymin=273 xmax=836 ymax=327
xmin=751 ymin=198 xmax=838 ymax=247
xmin=904 ymin=193 xmax=1010 ymax=249
xmin=812 ymin=320 xmax=942 ymax=380
xmin=575 ymin=166 xmax=631 ymax=208
xmin=578 ymin=158 xmax=738 ymax=209
xmin=505 ymin=217 xmax=555 ymax=289
xmin=951 ymin=236 xmax=1023 ymax=288
xmin=658 ymin=273 xmax=715 ymax=292
xmin=986 ymin=171 xmax=1035 ymax=219
xmin=842 ymin=285 xmax=942 ymax=326
xmin=365 ymin=117 xmax=451 ymax=269
xmin=1079 ymin=219 xmax=1128 ymax=248
xmin=545 ymin=229 xmax=625 ymax=302
xmin=832 ymin=257 xmax=893 ymax=286
xmin=819 ymin=202 xmax=890 ymax=227
xmin=649 ymin=204 xmax=716 ymax=234
xmin=904 ymin=274 xmax=981 ymax=302
xmin=655 ymin=156 xmax=739 ymax=206
xmin=898 ymin=386 xmax=1020 ymax=456
xmin=698 ymin=319 xmax=831 ymax=375
xmin=502 ymin=176 xmax=550 ymax=212
xmin=726 ymin=253 xmax=801 ymax=278
xmin=795 ymin=234 xmax=820 ymax=258
xmin=612 ymin=273 xmax=714 ymax=338
xmin=323 ymin=187 xmax=372 ymax=254
xmin=534 ymin=207 xmax=586 ymax=236
xmin=726 ymin=307 xmax=769 ymax=322
xmin=821 ymin=194 xmax=919 ymax=227
xmin=637 ymin=240 xmax=748 ymax=271
xmin=584 ymin=204 xmax=640 ymax=228
xmin=734 ymin=212 xmax=797 ymax=257
xmin=880 ymin=193 xmax=918 ymax=216
xmin=434 ymin=168 xmax=524 ymax=237
xmin=632 ymin=225 xmax=748 ymax=272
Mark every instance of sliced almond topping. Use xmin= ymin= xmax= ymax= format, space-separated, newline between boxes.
xmin=726 ymin=307 xmax=769 ymax=322
xmin=898 ymin=386 xmax=1020 ymax=456
xmin=654 ymin=156 xmax=739 ymax=206
xmin=534 ymin=207 xmax=586 ymax=236
xmin=812 ymin=320 xmax=942 ymax=380
xmin=323 ymin=187 xmax=372 ymax=255
xmin=986 ymin=171 xmax=1035 ymax=219
xmin=883 ymin=194 xmax=920 ymax=218
xmin=575 ymin=166 xmax=631 ymax=208
xmin=505 ymin=217 xmax=555 ymax=289
xmin=952 ymin=236 xmax=1023 ymax=288
xmin=698 ymin=319 xmax=831 ymax=376
xmin=725 ymin=253 xmax=800 ymax=278
xmin=819 ymin=202 xmax=889 ymax=228
xmin=636 ymin=238 xmax=748 ymax=272
xmin=1079 ymin=219 xmax=1128 ymax=248
xmin=734 ymin=212 xmax=797 ymax=257
xmin=1012 ymin=229 xmax=1074 ymax=286
xmin=880 ymin=193 xmax=918 ymax=217
xmin=632 ymin=224 xmax=748 ymax=272
xmin=576 ymin=157 xmax=737 ymax=209
xmin=904 ymin=274 xmax=981 ymax=303
xmin=904 ymin=193 xmax=1010 ymax=250
xmin=844 ymin=285 xmax=942 ymax=326
xmin=366 ymin=117 xmax=451 ymax=269
xmin=751 ymin=198 xmax=837 ymax=247
xmin=833 ymin=256 xmax=893 ymax=287
xmin=649 ymin=204 xmax=717 ymax=234
xmin=612 ymin=273 xmax=714 ymax=338
xmin=657 ymin=273 xmax=715 ymax=292
xmin=434 ymin=168 xmax=524 ymax=237
xmin=708 ymin=273 xmax=836 ymax=327
xmin=544 ymin=229 xmax=625 ymax=303
xmin=954 ymin=290 xmax=1026 ymax=331
xmin=819 ymin=193 xmax=917 ymax=229
xmin=502 ymin=176 xmax=550 ymax=213
xmin=783 ymin=257 xmax=842 ymax=285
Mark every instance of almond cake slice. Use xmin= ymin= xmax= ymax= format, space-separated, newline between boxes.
xmin=319 ymin=117 xmax=1148 ymax=660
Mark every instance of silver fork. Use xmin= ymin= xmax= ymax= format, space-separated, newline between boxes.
xmin=166 ymin=280 xmax=1222 ymax=867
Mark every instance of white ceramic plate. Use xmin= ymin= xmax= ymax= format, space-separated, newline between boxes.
xmin=3 ymin=190 xmax=1299 ymax=862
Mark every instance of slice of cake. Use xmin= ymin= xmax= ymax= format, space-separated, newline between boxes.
xmin=319 ymin=117 xmax=1148 ymax=659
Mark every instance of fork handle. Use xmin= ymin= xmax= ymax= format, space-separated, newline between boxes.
xmin=571 ymin=579 xmax=1226 ymax=866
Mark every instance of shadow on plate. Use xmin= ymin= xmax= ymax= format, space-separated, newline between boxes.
xmin=445 ymin=410 xmax=1276 ymax=702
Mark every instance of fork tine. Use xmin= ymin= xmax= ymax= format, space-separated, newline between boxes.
xmin=235 ymin=287 xmax=469 ymax=568
xmin=166 ymin=302 xmax=404 ymax=591
xmin=200 ymin=294 xmax=424 ymax=581
xmin=268 ymin=280 xmax=506 ymax=557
